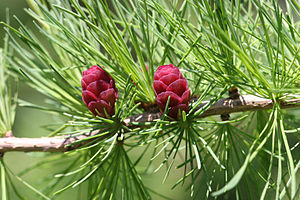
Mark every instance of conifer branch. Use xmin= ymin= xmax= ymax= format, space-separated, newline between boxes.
xmin=1 ymin=95 xmax=300 ymax=153
xmin=124 ymin=95 xmax=300 ymax=124
xmin=0 ymin=131 xmax=99 ymax=153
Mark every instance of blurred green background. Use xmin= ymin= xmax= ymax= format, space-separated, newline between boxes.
xmin=0 ymin=1 xmax=189 ymax=199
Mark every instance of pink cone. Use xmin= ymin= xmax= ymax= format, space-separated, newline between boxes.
xmin=153 ymin=64 xmax=190 ymax=119
xmin=81 ymin=66 xmax=118 ymax=117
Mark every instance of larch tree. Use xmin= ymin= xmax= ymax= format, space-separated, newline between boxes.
xmin=0 ymin=0 xmax=299 ymax=199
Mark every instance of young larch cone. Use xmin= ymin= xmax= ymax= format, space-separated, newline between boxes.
xmin=81 ymin=66 xmax=118 ymax=117
xmin=153 ymin=64 xmax=190 ymax=119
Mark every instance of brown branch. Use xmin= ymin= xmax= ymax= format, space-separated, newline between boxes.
xmin=1 ymin=95 xmax=300 ymax=153
xmin=0 ymin=131 xmax=99 ymax=153
xmin=124 ymin=95 xmax=300 ymax=124
xmin=0 ymin=137 xmax=69 ymax=153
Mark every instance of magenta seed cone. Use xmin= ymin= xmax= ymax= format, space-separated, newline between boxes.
xmin=81 ymin=66 xmax=118 ymax=117
xmin=153 ymin=64 xmax=190 ymax=119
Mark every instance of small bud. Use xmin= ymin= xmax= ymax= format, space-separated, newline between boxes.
xmin=153 ymin=64 xmax=190 ymax=119
xmin=81 ymin=66 xmax=118 ymax=117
